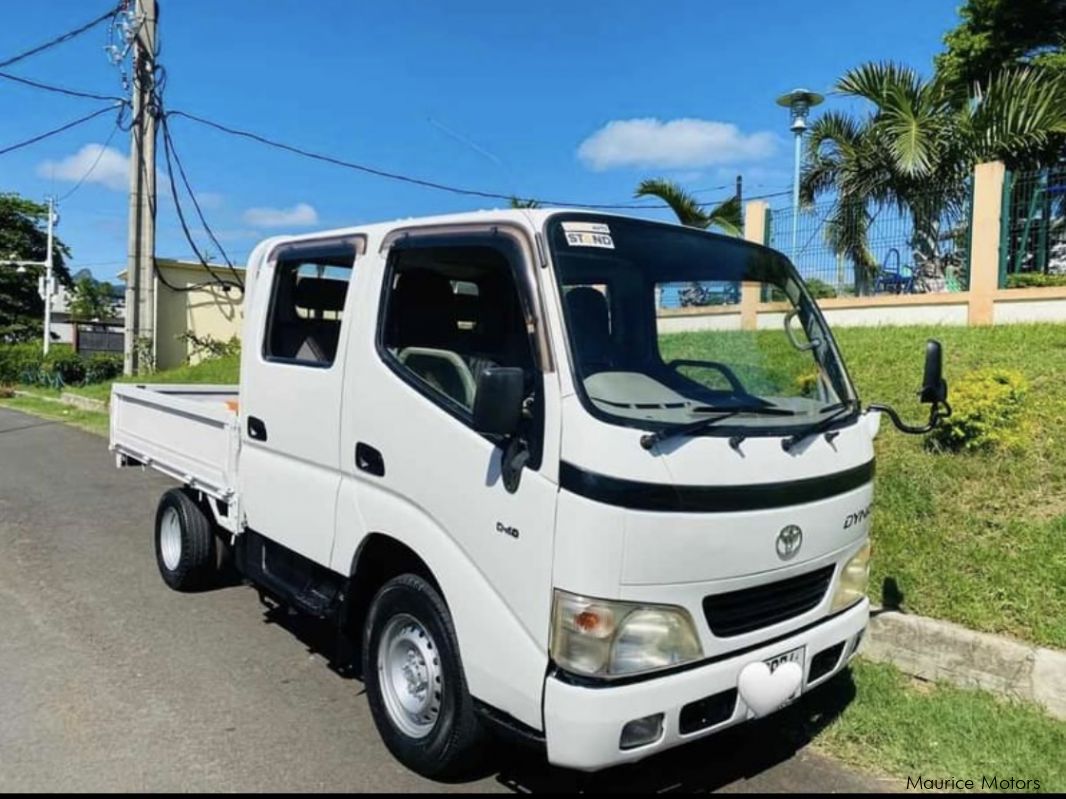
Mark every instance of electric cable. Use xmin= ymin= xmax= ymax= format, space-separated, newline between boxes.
xmin=0 ymin=103 xmax=124 ymax=157
xmin=0 ymin=70 xmax=125 ymax=102
xmin=0 ymin=5 xmax=122 ymax=70
xmin=58 ymin=114 xmax=125 ymax=201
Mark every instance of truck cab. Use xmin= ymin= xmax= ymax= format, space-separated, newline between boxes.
xmin=110 ymin=209 xmax=948 ymax=776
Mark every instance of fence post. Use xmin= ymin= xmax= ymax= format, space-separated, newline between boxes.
xmin=741 ymin=200 xmax=769 ymax=330
xmin=968 ymin=161 xmax=1007 ymax=325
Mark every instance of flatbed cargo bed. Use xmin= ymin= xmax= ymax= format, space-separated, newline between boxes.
xmin=109 ymin=383 xmax=240 ymax=503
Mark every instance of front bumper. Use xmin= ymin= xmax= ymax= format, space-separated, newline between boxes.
xmin=543 ymin=598 xmax=868 ymax=771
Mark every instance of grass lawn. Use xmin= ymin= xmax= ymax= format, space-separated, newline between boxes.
xmin=0 ymin=393 xmax=110 ymax=437
xmin=661 ymin=323 xmax=1066 ymax=649
xmin=795 ymin=659 xmax=1066 ymax=791
xmin=6 ymin=325 xmax=1066 ymax=648
xmin=64 ymin=353 xmax=240 ymax=403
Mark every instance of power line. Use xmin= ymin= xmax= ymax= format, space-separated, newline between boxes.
xmin=166 ymin=109 xmax=718 ymax=211
xmin=58 ymin=116 xmax=124 ymax=201
xmin=0 ymin=103 xmax=124 ymax=157
xmin=0 ymin=5 xmax=121 ymax=70
xmin=0 ymin=69 xmax=124 ymax=102
xmin=158 ymin=112 xmax=242 ymax=291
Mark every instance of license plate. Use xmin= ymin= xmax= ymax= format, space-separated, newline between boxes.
xmin=765 ymin=645 xmax=805 ymax=674
xmin=766 ymin=645 xmax=805 ymax=702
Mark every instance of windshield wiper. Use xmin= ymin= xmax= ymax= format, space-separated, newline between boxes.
xmin=640 ymin=405 xmax=797 ymax=451
xmin=781 ymin=401 xmax=858 ymax=452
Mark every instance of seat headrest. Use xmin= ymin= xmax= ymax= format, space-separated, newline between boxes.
xmin=295 ymin=277 xmax=348 ymax=313
xmin=565 ymin=286 xmax=609 ymax=329
xmin=390 ymin=269 xmax=460 ymax=348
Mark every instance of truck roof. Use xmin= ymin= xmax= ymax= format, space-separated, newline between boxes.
xmin=255 ymin=207 xmax=675 ymax=249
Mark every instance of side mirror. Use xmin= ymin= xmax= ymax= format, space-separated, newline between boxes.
xmin=472 ymin=367 xmax=525 ymax=437
xmin=919 ymin=339 xmax=948 ymax=405
xmin=867 ymin=338 xmax=951 ymax=435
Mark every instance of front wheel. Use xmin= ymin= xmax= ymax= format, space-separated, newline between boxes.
xmin=362 ymin=573 xmax=483 ymax=778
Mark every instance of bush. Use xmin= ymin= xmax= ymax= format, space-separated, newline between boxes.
xmin=44 ymin=350 xmax=87 ymax=386
xmin=928 ymin=368 xmax=1028 ymax=452
xmin=805 ymin=278 xmax=838 ymax=299
xmin=83 ymin=353 xmax=123 ymax=384
xmin=1005 ymin=273 xmax=1066 ymax=289
xmin=0 ymin=344 xmax=122 ymax=388
xmin=0 ymin=343 xmax=43 ymax=385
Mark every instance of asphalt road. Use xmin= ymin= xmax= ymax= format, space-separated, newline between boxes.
xmin=0 ymin=406 xmax=892 ymax=793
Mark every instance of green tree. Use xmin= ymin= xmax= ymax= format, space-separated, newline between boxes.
xmin=68 ymin=275 xmax=116 ymax=322
xmin=801 ymin=62 xmax=1066 ymax=293
xmin=634 ymin=178 xmax=743 ymax=235
xmin=0 ymin=194 xmax=72 ymax=342
xmin=936 ymin=0 xmax=1066 ymax=94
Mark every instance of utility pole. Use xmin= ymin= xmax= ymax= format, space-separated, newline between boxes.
xmin=123 ymin=0 xmax=158 ymax=375
xmin=0 ymin=196 xmax=58 ymax=355
xmin=42 ymin=196 xmax=56 ymax=355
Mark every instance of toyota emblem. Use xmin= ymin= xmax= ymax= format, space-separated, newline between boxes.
xmin=776 ymin=525 xmax=803 ymax=560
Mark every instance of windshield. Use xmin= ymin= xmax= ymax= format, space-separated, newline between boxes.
xmin=548 ymin=214 xmax=857 ymax=436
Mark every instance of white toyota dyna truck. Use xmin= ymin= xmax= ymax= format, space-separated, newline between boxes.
xmin=110 ymin=209 xmax=950 ymax=776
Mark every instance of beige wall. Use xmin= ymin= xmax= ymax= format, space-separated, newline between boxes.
xmin=152 ymin=260 xmax=245 ymax=370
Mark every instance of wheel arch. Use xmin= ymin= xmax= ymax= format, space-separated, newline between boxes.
xmin=339 ymin=532 xmax=444 ymax=673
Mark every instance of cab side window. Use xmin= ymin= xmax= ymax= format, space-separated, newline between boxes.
xmin=380 ymin=244 xmax=535 ymax=414
xmin=264 ymin=245 xmax=355 ymax=367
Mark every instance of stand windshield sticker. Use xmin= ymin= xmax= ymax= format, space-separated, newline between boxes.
xmin=561 ymin=221 xmax=614 ymax=249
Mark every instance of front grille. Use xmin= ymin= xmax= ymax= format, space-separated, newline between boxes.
xmin=702 ymin=565 xmax=834 ymax=637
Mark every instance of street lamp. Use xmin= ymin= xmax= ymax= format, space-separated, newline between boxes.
xmin=0 ymin=196 xmax=58 ymax=354
xmin=776 ymin=88 xmax=824 ymax=262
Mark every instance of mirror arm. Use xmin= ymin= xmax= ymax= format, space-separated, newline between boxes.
xmin=501 ymin=435 xmax=531 ymax=493
xmin=867 ymin=400 xmax=952 ymax=435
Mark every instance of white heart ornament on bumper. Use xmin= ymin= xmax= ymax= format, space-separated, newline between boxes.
xmin=737 ymin=661 xmax=803 ymax=717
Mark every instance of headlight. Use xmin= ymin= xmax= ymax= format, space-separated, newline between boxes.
xmin=550 ymin=590 xmax=703 ymax=678
xmin=830 ymin=541 xmax=871 ymax=612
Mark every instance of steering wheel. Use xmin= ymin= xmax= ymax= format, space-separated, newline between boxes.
xmin=667 ymin=358 xmax=747 ymax=396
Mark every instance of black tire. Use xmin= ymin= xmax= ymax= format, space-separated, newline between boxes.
xmin=362 ymin=573 xmax=484 ymax=779
xmin=154 ymin=488 xmax=217 ymax=592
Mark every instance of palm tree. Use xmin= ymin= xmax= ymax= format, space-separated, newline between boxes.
xmin=634 ymin=178 xmax=743 ymax=236
xmin=508 ymin=197 xmax=541 ymax=209
xmin=801 ymin=62 xmax=1066 ymax=294
xmin=635 ymin=179 xmax=744 ymax=307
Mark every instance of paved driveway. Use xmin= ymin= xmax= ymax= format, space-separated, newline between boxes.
xmin=0 ymin=406 xmax=889 ymax=792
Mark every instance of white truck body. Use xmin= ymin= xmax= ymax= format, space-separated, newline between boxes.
xmin=111 ymin=208 xmax=892 ymax=772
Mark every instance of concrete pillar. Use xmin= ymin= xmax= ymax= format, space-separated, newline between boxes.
xmin=968 ymin=161 xmax=1006 ymax=325
xmin=741 ymin=200 xmax=769 ymax=330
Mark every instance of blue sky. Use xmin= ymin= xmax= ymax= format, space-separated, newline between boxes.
xmin=0 ymin=0 xmax=960 ymax=282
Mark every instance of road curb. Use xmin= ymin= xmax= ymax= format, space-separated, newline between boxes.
xmin=863 ymin=609 xmax=1066 ymax=720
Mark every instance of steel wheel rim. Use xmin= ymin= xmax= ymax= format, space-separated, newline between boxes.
xmin=160 ymin=506 xmax=182 ymax=571
xmin=377 ymin=613 xmax=443 ymax=739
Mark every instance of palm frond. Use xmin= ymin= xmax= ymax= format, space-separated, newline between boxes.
xmin=704 ymin=195 xmax=743 ymax=237
xmin=836 ymin=61 xmax=923 ymax=107
xmin=635 ymin=178 xmax=709 ymax=228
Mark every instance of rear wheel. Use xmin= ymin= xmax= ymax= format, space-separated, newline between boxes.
xmin=154 ymin=488 xmax=217 ymax=591
xmin=363 ymin=573 xmax=483 ymax=778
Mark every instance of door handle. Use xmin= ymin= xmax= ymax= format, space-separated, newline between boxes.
xmin=248 ymin=416 xmax=268 ymax=441
xmin=355 ymin=442 xmax=385 ymax=477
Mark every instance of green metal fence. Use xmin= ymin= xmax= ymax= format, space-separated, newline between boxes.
xmin=766 ymin=191 xmax=971 ymax=298
xmin=1000 ymin=165 xmax=1066 ymax=288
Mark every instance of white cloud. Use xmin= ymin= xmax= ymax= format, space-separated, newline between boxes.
xmin=577 ymin=118 xmax=778 ymax=171
xmin=194 ymin=191 xmax=224 ymax=210
xmin=242 ymin=203 xmax=319 ymax=228
xmin=38 ymin=144 xmax=130 ymax=190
